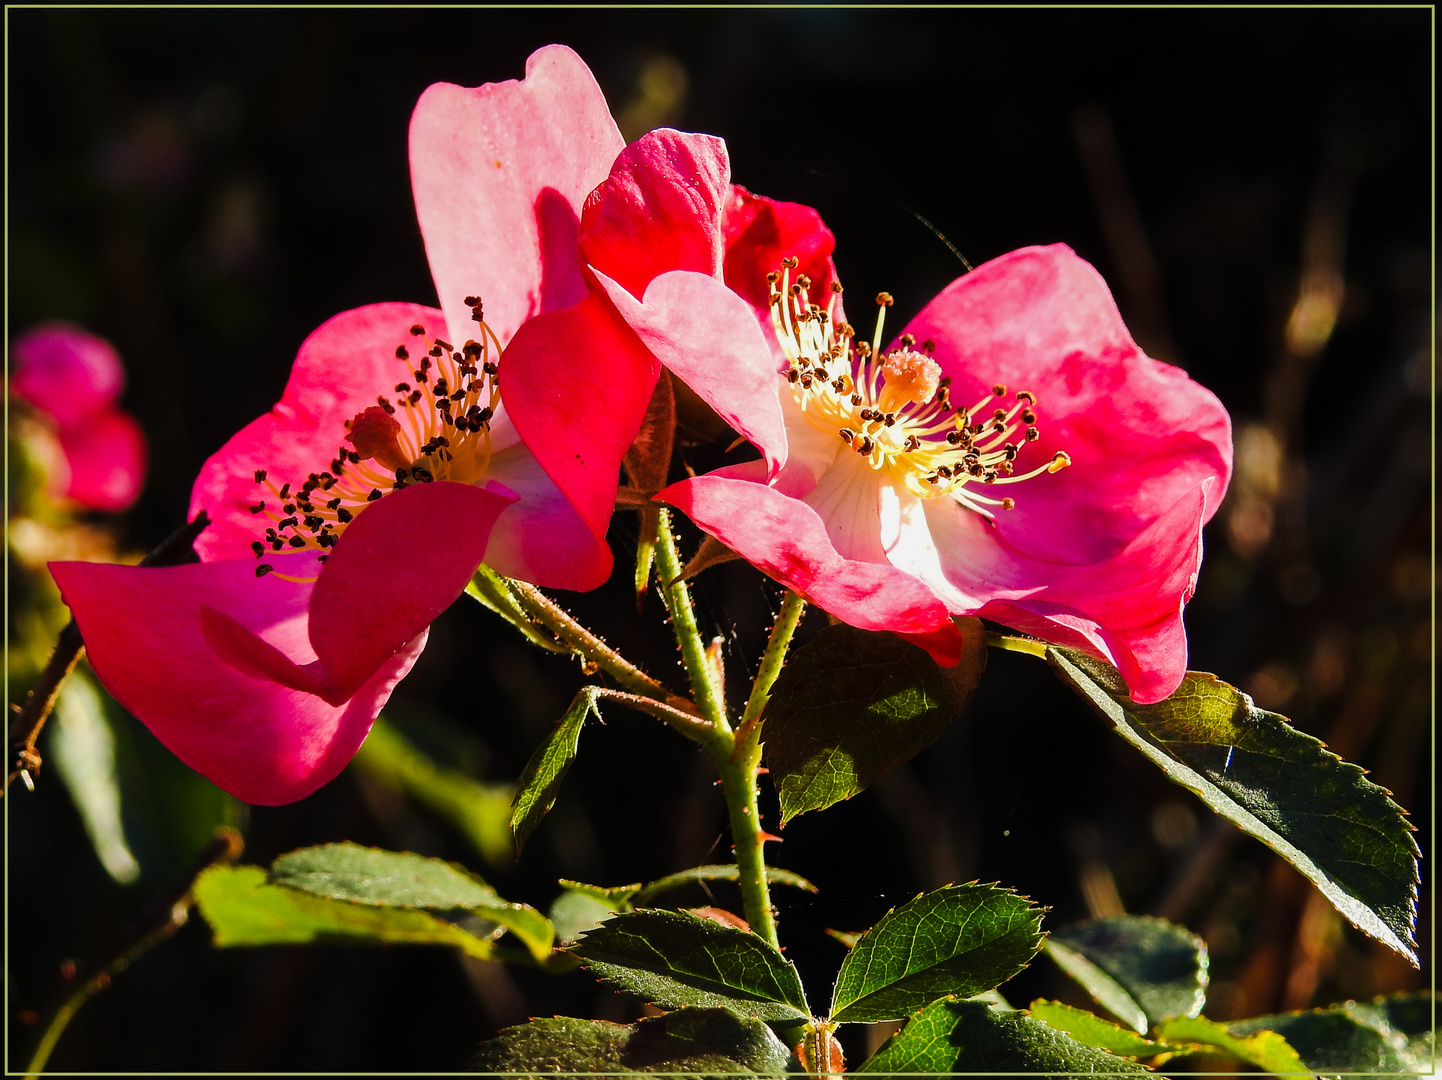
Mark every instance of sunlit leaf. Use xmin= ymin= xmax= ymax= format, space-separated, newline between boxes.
xmin=1155 ymin=1015 xmax=1309 ymax=1075
xmin=194 ymin=865 xmax=496 ymax=958
xmin=856 ymin=998 xmax=1151 ymax=1075
xmin=765 ymin=621 xmax=985 ymax=823
xmin=1028 ymin=1000 xmax=1177 ymax=1057
xmin=1228 ymin=992 xmax=1438 ymax=1075
xmin=830 ymin=883 xmax=1043 ymax=1023
xmin=1048 ymin=648 xmax=1419 ymax=961
xmin=1045 ymin=914 xmax=1208 ymax=1033
xmin=571 ymin=909 xmax=809 ymax=1023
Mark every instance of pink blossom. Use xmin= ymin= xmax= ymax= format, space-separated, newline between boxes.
xmin=9 ymin=323 xmax=147 ymax=511
xmin=50 ymin=45 xmax=740 ymax=803
xmin=652 ymin=215 xmax=1233 ymax=703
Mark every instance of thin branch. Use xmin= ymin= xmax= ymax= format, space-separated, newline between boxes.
xmin=592 ymin=688 xmax=718 ymax=746
xmin=733 ymin=590 xmax=807 ymax=754
xmin=24 ymin=826 xmax=243 ymax=1075
xmin=7 ymin=512 xmax=212 ymax=793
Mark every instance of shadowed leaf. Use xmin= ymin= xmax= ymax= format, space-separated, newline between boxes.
xmin=1228 ymin=992 xmax=1438 ymax=1075
xmin=765 ymin=621 xmax=985 ymax=823
xmin=510 ymin=687 xmax=602 ymax=850
xmin=1045 ymin=915 xmax=1208 ymax=1033
xmin=1049 ymin=649 xmax=1419 ymax=962
xmin=571 ymin=909 xmax=809 ymax=1022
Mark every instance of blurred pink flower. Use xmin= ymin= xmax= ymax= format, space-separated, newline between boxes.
xmin=10 ymin=323 xmax=147 ymax=511
xmin=654 ymin=229 xmax=1233 ymax=704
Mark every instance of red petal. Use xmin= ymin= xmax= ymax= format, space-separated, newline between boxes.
xmin=592 ymin=268 xmax=788 ymax=477
xmin=49 ymin=555 xmax=424 ymax=805
xmin=57 ymin=409 xmax=147 ymax=512
xmin=721 ymin=186 xmax=838 ymax=321
xmin=500 ymin=291 xmax=659 ymax=561
xmin=10 ymin=322 xmax=125 ymax=427
xmin=660 ymin=473 xmax=960 ymax=663
xmin=409 ymin=45 xmax=624 ymax=347
xmin=309 ymin=480 xmax=516 ymax=700
xmin=578 ymin=129 xmax=730 ymax=300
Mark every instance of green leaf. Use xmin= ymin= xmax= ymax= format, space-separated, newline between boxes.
xmin=856 ymin=998 xmax=1151 ymax=1076
xmin=1155 ymin=1016 xmax=1310 ymax=1075
xmin=269 ymin=842 xmax=497 ymax=908
xmin=269 ymin=843 xmax=553 ymax=961
xmin=510 ymin=687 xmax=601 ymax=850
xmin=350 ymin=716 xmax=515 ymax=868
xmin=50 ymin=669 xmax=140 ymax=884
xmin=1228 ymin=992 xmax=1438 ymax=1075
xmin=632 ymin=864 xmax=818 ymax=906
xmin=571 ymin=909 xmax=809 ymax=1023
xmin=764 ymin=621 xmax=986 ymax=823
xmin=1029 ymin=1000 xmax=1178 ymax=1057
xmin=193 ymin=865 xmax=497 ymax=959
xmin=1045 ymin=915 xmax=1208 ymax=1033
xmin=467 ymin=1008 xmax=791 ymax=1077
xmin=1048 ymin=649 xmax=1419 ymax=962
xmin=830 ymin=882 xmax=1044 ymax=1023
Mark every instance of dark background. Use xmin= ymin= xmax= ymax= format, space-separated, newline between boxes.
xmin=8 ymin=8 xmax=1431 ymax=1071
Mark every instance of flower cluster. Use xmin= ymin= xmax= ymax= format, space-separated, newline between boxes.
xmin=49 ymin=45 xmax=1231 ymax=805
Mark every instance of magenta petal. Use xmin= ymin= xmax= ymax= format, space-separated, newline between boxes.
xmin=409 ymin=45 xmax=624 ymax=346
xmin=500 ymin=290 xmax=660 ymax=553
xmin=189 ymin=302 xmax=445 ymax=561
xmin=721 ymin=186 xmax=838 ymax=321
xmin=660 ymin=474 xmax=961 ymax=663
xmin=57 ymin=408 xmax=147 ymax=511
xmin=578 ymin=129 xmax=730 ymax=300
xmin=309 ymin=480 xmax=516 ymax=700
xmin=592 ymin=268 xmax=788 ymax=476
xmin=49 ymin=555 xmax=424 ymax=805
xmin=11 ymin=322 xmax=125 ymax=427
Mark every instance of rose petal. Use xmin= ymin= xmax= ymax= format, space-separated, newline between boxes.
xmin=409 ymin=45 xmax=624 ymax=347
xmin=49 ymin=555 xmax=424 ymax=804
xmin=721 ymin=186 xmax=838 ymax=324
xmin=500 ymin=290 xmax=659 ymax=556
xmin=189 ymin=302 xmax=448 ymax=561
xmin=592 ymin=267 xmax=787 ymax=476
xmin=901 ymin=245 xmax=1232 ymax=564
xmin=660 ymin=473 xmax=960 ymax=664
xmin=309 ymin=480 xmax=515 ymax=700
xmin=578 ymin=129 xmax=729 ymax=300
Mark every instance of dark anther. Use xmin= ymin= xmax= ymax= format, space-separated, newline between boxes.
xmin=787 ymin=369 xmax=800 ymax=383
xmin=938 ymin=466 xmax=953 ymax=478
xmin=367 ymin=489 xmax=383 ymax=502
xmin=947 ymin=431 xmax=964 ymax=445
xmin=483 ymin=361 xmax=498 ymax=375
xmin=253 ymin=469 xmax=268 ymax=483
xmin=1004 ymin=445 xmax=1019 ymax=460
xmin=883 ymin=414 xmax=897 ymax=427
xmin=287 ymin=536 xmax=307 ymax=548
xmin=782 ymin=256 xmax=800 ymax=269
xmin=337 ymin=507 xmax=353 ymax=523
xmin=395 ymin=345 xmax=410 ymax=361
xmin=1002 ymin=498 xmax=1015 ymax=510
xmin=251 ymin=541 xmax=264 ymax=556
xmin=407 ymin=391 xmax=422 ymax=405
xmin=277 ymin=516 xmax=298 ymax=531
xmin=278 ymin=483 xmax=291 ymax=499
xmin=838 ymin=428 xmax=855 ymax=443
xmin=256 ymin=564 xmax=274 ymax=577
xmin=327 ymin=498 xmax=342 ymax=510
xmin=432 ymin=378 xmax=448 ymax=396
xmin=858 ymin=437 xmax=874 ymax=455
xmin=923 ymin=339 xmax=935 ymax=352
xmin=412 ymin=466 xmax=434 ymax=483
xmin=875 ymin=292 xmax=894 ymax=307
xmin=409 ymin=324 xmax=425 ymax=336
xmin=304 ymin=515 xmax=324 ymax=531
xmin=283 ymin=502 xmax=296 ymax=514
xmin=851 ymin=393 xmax=863 ymax=406
xmin=993 ymin=384 xmax=1007 ymax=396
xmin=248 ymin=501 xmax=266 ymax=514
xmin=476 ymin=407 xmax=493 ymax=423
xmin=434 ymin=339 xmax=452 ymax=352
xmin=1022 ymin=409 xmax=1036 ymax=424
xmin=1026 ymin=427 xmax=1040 ymax=441
xmin=900 ymin=334 xmax=915 ymax=348
xmin=394 ymin=469 xmax=409 ymax=482
xmin=394 ymin=382 xmax=411 ymax=393
xmin=271 ymin=539 xmax=284 ymax=551
xmin=464 ymin=296 xmax=479 ymax=306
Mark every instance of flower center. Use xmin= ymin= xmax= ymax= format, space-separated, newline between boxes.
xmin=248 ymin=297 xmax=502 ymax=576
xmin=769 ymin=258 xmax=1070 ymax=518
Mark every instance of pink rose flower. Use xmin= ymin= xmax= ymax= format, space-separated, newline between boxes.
xmin=645 ymin=195 xmax=1233 ymax=704
xmin=9 ymin=323 xmax=147 ymax=511
xmin=49 ymin=45 xmax=746 ymax=803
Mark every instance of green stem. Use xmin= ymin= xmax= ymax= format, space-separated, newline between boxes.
xmin=507 ymin=576 xmax=700 ymax=718
xmin=715 ymin=733 xmax=779 ymax=948
xmin=653 ymin=509 xmax=729 ymax=733
xmin=985 ymin=631 xmax=1049 ymax=658
xmin=734 ymin=591 xmax=806 ymax=753
xmin=592 ymin=688 xmax=716 ymax=745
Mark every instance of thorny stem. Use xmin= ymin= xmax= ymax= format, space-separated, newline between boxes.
xmin=984 ymin=630 xmax=1049 ymax=658
xmin=7 ymin=512 xmax=212 ymax=794
xmin=506 ymin=576 xmax=700 ymax=718
xmin=590 ymin=688 xmax=716 ymax=745
xmin=653 ymin=509 xmax=729 ymax=734
xmin=654 ymin=510 xmax=785 ymax=948
xmin=734 ymin=590 xmax=807 ymax=754
xmin=23 ymin=827 xmax=243 ymax=1076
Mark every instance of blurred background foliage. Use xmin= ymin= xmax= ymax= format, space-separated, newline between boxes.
xmin=6 ymin=8 xmax=1431 ymax=1071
